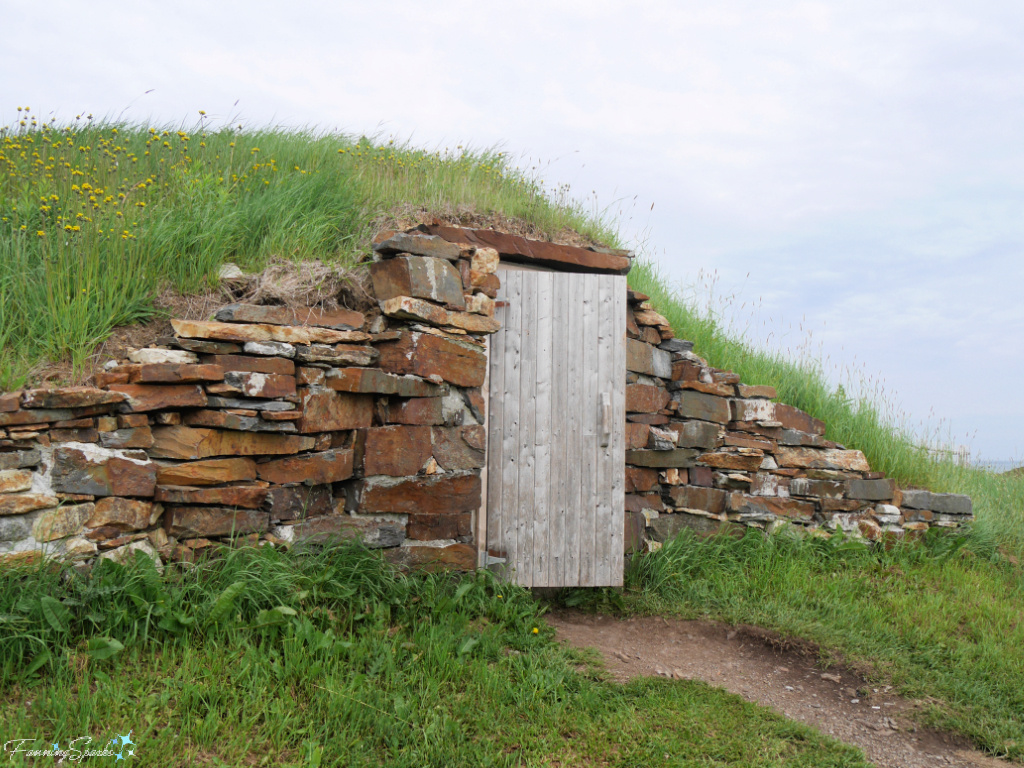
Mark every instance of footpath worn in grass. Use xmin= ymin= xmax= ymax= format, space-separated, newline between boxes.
xmin=0 ymin=110 xmax=618 ymax=386
xmin=0 ymin=545 xmax=868 ymax=767
xmin=624 ymin=529 xmax=1024 ymax=762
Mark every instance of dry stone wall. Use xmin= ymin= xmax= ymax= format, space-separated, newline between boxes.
xmin=621 ymin=289 xmax=973 ymax=552
xmin=0 ymin=226 xmax=972 ymax=571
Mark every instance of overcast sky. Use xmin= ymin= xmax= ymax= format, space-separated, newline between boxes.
xmin=5 ymin=0 xmax=1022 ymax=459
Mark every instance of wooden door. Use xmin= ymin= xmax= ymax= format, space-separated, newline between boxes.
xmin=484 ymin=269 xmax=626 ymax=587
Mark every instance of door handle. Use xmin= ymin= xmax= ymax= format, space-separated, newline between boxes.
xmin=599 ymin=392 xmax=611 ymax=447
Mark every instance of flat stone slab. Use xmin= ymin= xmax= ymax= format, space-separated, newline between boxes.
xmin=172 ymin=319 xmax=370 ymax=345
xmin=901 ymin=490 xmax=972 ymax=515
xmin=215 ymin=304 xmax=365 ymax=330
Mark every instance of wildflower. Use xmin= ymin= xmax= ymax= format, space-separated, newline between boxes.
xmin=36 ymin=230 xmax=45 ymax=237
xmin=532 ymin=627 xmax=539 ymax=634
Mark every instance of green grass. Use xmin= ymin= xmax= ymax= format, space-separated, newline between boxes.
xmin=627 ymin=260 xmax=1024 ymax=554
xmin=0 ymin=111 xmax=619 ymax=386
xmin=623 ymin=529 xmax=1024 ymax=762
xmin=0 ymin=544 xmax=869 ymax=767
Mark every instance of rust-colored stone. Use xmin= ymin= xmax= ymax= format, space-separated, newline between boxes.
xmin=265 ymin=485 xmax=333 ymax=521
xmin=431 ymin=426 xmax=485 ymax=470
xmin=167 ymin=506 xmax=269 ymax=537
xmin=626 ymin=384 xmax=671 ymax=414
xmin=371 ymin=256 xmax=466 ymax=309
xmin=671 ymin=360 xmax=702 ymax=382
xmin=697 ymin=452 xmax=764 ymax=472
xmin=99 ymin=426 xmax=155 ymax=449
xmin=728 ymin=493 xmax=817 ymax=521
xmin=737 ymin=384 xmax=777 ymax=399
xmin=668 ymin=486 xmax=728 ymax=514
xmin=421 ymin=225 xmax=631 ymax=275
xmin=156 ymin=457 xmax=258 ymax=486
xmin=293 ymin=345 xmax=379 ymax=366
xmin=260 ymin=410 xmax=301 ymax=421
xmin=222 ymin=371 xmax=296 ymax=399
xmin=363 ymin=426 xmax=433 ymax=476
xmin=133 ymin=364 xmax=225 ymax=383
xmin=199 ymin=354 xmax=295 ymax=375
xmin=297 ymin=388 xmax=374 ymax=434
xmin=50 ymin=428 xmax=100 ymax=443
xmin=375 ymin=332 xmax=486 ymax=388
xmin=0 ymin=392 xmax=20 ymax=412
xmin=33 ymin=503 xmax=95 ymax=542
xmin=386 ymin=398 xmax=446 ymax=425
xmin=384 ymin=542 xmax=477 ymax=571
xmin=107 ymin=383 xmax=207 ymax=413
xmin=625 ymin=467 xmax=659 ymax=493
xmin=87 ymin=498 xmax=160 ymax=530
xmin=0 ymin=493 xmax=59 ymax=516
xmin=51 ymin=446 xmax=157 ymax=497
xmin=0 ymin=469 xmax=33 ymax=493
xmin=625 ymin=493 xmax=664 ymax=513
xmin=52 ymin=418 xmax=96 ymax=429
xmin=373 ymin=231 xmax=464 ymax=261
xmin=149 ymin=426 xmax=315 ymax=460
xmin=470 ymin=271 xmax=500 ymax=298
xmin=214 ymin=304 xmax=364 ymax=330
xmin=724 ymin=432 xmax=775 ymax=451
xmin=155 ymin=485 xmax=268 ymax=508
xmin=171 ymin=319 xmax=370 ymax=345
xmin=257 ymin=450 xmax=354 ymax=485
xmin=775 ymin=447 xmax=870 ymax=472
xmin=22 ymin=387 xmax=127 ymax=409
xmin=774 ymin=404 xmax=826 ymax=436
xmin=625 ymin=422 xmax=649 ymax=450
xmin=326 ymin=368 xmax=439 ymax=397
xmin=672 ymin=380 xmax=736 ymax=397
xmin=407 ymin=513 xmax=473 ymax=541
xmin=358 ymin=473 xmax=481 ymax=515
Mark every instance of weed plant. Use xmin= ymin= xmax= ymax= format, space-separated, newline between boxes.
xmin=0 ymin=109 xmax=618 ymax=386
xmin=0 ymin=544 xmax=868 ymax=767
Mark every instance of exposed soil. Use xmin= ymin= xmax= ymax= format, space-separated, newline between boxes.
xmin=547 ymin=611 xmax=1009 ymax=768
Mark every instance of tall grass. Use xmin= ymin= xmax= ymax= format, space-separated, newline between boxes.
xmin=0 ymin=545 xmax=868 ymax=767
xmin=627 ymin=260 xmax=1024 ymax=552
xmin=0 ymin=111 xmax=618 ymax=385
xmin=625 ymin=529 xmax=1024 ymax=761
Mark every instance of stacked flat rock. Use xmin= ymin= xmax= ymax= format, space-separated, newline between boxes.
xmin=620 ymin=289 xmax=972 ymax=551
xmin=0 ymin=231 xmax=507 ymax=571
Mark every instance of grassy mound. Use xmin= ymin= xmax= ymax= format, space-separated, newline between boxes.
xmin=0 ymin=110 xmax=617 ymax=386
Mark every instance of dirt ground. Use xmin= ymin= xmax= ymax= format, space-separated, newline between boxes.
xmin=547 ymin=611 xmax=1009 ymax=768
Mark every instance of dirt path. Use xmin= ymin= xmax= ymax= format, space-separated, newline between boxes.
xmin=547 ymin=611 xmax=1008 ymax=768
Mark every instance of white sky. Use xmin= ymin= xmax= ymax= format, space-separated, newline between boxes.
xmin=4 ymin=0 xmax=1022 ymax=459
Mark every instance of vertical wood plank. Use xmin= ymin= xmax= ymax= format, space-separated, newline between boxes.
xmin=500 ymin=271 xmax=522 ymax=579
xmin=516 ymin=270 xmax=538 ymax=586
xmin=610 ymin=278 xmax=627 ymax=584
xmin=548 ymin=274 xmax=568 ymax=586
xmin=578 ymin=273 xmax=599 ymax=585
xmin=532 ymin=272 xmax=554 ymax=586
xmin=563 ymin=274 xmax=584 ymax=586
xmin=594 ymin=275 xmax=614 ymax=585
xmin=486 ymin=283 xmax=507 ymax=554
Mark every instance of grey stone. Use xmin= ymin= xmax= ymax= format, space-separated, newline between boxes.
xmin=0 ymin=514 xmax=32 ymax=542
xmin=625 ymin=449 xmax=698 ymax=468
xmin=242 ymin=341 xmax=296 ymax=358
xmin=373 ymin=232 xmax=462 ymax=261
xmin=848 ymin=478 xmax=897 ymax=501
xmin=205 ymin=397 xmax=297 ymax=412
xmin=901 ymin=490 xmax=972 ymax=515
xmin=0 ymin=450 xmax=41 ymax=470
xmin=659 ymin=339 xmax=694 ymax=354
xmin=369 ymin=256 xmax=465 ymax=309
xmin=674 ymin=391 xmax=731 ymax=423
xmin=650 ymin=512 xmax=734 ymax=541
xmin=673 ymin=421 xmax=721 ymax=449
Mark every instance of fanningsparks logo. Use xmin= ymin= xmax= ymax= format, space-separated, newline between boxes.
xmin=3 ymin=732 xmax=137 ymax=762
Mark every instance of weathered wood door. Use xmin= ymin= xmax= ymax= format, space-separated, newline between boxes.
xmin=484 ymin=269 xmax=626 ymax=587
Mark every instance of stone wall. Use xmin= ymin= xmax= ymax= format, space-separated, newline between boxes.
xmin=0 ymin=226 xmax=972 ymax=570
xmin=621 ymin=289 xmax=973 ymax=551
